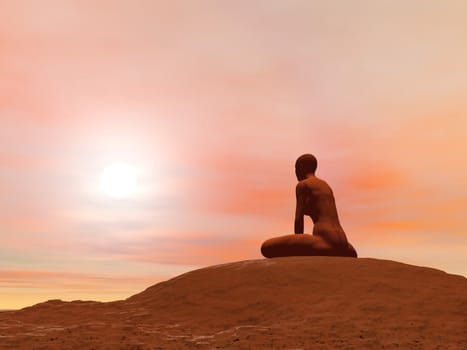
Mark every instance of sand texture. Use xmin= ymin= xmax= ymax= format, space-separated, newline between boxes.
xmin=1 ymin=257 xmax=466 ymax=349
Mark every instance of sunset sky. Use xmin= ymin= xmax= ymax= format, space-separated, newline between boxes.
xmin=1 ymin=1 xmax=466 ymax=309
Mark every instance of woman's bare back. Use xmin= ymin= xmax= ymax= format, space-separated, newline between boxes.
xmin=298 ymin=176 xmax=349 ymax=246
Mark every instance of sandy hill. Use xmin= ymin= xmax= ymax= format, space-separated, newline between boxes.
xmin=0 ymin=257 xmax=466 ymax=349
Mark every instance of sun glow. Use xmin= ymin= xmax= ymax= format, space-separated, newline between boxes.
xmin=99 ymin=162 xmax=138 ymax=198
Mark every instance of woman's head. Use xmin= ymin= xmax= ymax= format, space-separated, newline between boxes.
xmin=295 ymin=154 xmax=317 ymax=181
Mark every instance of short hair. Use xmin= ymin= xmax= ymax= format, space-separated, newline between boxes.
xmin=295 ymin=154 xmax=317 ymax=176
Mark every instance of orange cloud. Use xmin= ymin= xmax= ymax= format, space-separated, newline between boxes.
xmin=0 ymin=269 xmax=165 ymax=309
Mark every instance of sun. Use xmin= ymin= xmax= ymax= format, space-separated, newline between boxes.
xmin=99 ymin=162 xmax=138 ymax=198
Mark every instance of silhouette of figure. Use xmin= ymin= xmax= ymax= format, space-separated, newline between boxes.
xmin=261 ymin=154 xmax=357 ymax=258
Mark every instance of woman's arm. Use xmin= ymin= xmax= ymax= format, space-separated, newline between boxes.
xmin=294 ymin=182 xmax=307 ymax=234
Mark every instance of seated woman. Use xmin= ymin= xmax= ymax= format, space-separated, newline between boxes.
xmin=261 ymin=154 xmax=357 ymax=258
